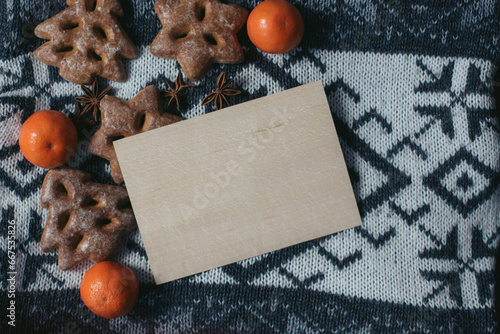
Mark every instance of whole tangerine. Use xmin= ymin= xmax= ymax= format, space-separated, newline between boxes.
xmin=19 ymin=110 xmax=78 ymax=169
xmin=80 ymin=261 xmax=139 ymax=319
xmin=247 ymin=0 xmax=304 ymax=54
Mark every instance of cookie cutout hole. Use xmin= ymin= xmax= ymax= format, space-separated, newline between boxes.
xmin=71 ymin=234 xmax=84 ymax=250
xmin=97 ymin=217 xmax=113 ymax=228
xmin=57 ymin=212 xmax=71 ymax=231
xmin=136 ymin=112 xmax=147 ymax=130
xmin=88 ymin=50 xmax=102 ymax=62
xmin=117 ymin=198 xmax=132 ymax=210
xmin=203 ymin=34 xmax=218 ymax=46
xmin=86 ymin=0 xmax=98 ymax=11
xmin=195 ymin=3 xmax=206 ymax=21
xmin=171 ymin=27 xmax=190 ymax=41
xmin=93 ymin=26 xmax=107 ymax=40
xmin=55 ymin=45 xmax=74 ymax=54
xmin=61 ymin=21 xmax=79 ymax=31
xmin=82 ymin=197 xmax=99 ymax=208
xmin=55 ymin=182 xmax=69 ymax=198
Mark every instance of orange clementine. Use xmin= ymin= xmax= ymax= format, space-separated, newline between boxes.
xmin=247 ymin=0 xmax=304 ymax=54
xmin=19 ymin=110 xmax=78 ymax=169
xmin=80 ymin=261 xmax=139 ymax=319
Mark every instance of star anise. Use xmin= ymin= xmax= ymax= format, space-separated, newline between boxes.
xmin=69 ymin=102 xmax=97 ymax=136
xmin=75 ymin=79 xmax=111 ymax=122
xmin=161 ymin=70 xmax=195 ymax=111
xmin=201 ymin=72 xmax=242 ymax=110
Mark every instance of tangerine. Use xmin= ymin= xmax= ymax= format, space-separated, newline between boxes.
xmin=19 ymin=110 xmax=78 ymax=169
xmin=247 ymin=0 xmax=304 ymax=54
xmin=80 ymin=261 xmax=139 ymax=319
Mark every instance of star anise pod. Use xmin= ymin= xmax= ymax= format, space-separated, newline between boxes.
xmin=69 ymin=101 xmax=97 ymax=136
xmin=201 ymin=72 xmax=241 ymax=110
xmin=161 ymin=70 xmax=195 ymax=111
xmin=75 ymin=79 xmax=111 ymax=122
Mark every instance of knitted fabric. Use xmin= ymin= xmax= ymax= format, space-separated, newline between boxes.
xmin=1 ymin=0 xmax=499 ymax=333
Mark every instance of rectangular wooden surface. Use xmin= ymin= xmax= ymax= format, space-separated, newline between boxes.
xmin=114 ymin=81 xmax=362 ymax=284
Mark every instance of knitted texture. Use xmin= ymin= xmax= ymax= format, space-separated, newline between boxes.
xmin=1 ymin=0 xmax=499 ymax=333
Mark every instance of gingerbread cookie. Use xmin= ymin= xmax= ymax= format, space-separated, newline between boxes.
xmin=87 ymin=85 xmax=182 ymax=184
xmin=150 ymin=0 xmax=249 ymax=80
xmin=40 ymin=168 xmax=136 ymax=270
xmin=34 ymin=0 xmax=138 ymax=85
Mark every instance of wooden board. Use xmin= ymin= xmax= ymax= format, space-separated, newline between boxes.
xmin=114 ymin=81 xmax=362 ymax=284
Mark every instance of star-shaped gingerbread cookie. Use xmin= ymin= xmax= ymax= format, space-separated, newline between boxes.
xmin=150 ymin=0 xmax=249 ymax=80
xmin=87 ymin=85 xmax=182 ymax=184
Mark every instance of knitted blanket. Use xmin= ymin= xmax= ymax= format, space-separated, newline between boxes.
xmin=1 ymin=0 xmax=499 ymax=333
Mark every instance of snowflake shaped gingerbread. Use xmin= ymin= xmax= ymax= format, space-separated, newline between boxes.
xmin=34 ymin=0 xmax=138 ymax=84
xmin=150 ymin=0 xmax=249 ymax=80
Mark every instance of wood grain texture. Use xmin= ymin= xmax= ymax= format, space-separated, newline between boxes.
xmin=114 ymin=81 xmax=362 ymax=284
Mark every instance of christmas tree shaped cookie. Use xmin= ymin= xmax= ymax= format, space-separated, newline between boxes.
xmin=40 ymin=168 xmax=136 ymax=270
xmin=34 ymin=0 xmax=138 ymax=84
